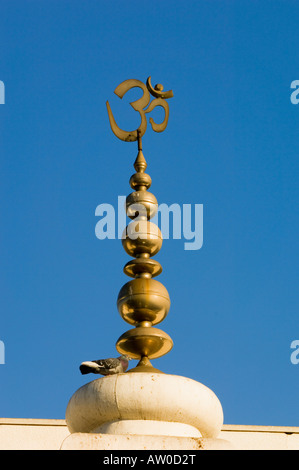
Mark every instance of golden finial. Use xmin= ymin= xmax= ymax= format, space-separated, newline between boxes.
xmin=107 ymin=77 xmax=174 ymax=373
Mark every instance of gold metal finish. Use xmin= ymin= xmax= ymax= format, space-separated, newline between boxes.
xmin=122 ymin=221 xmax=162 ymax=257
xmin=106 ymin=76 xmax=173 ymax=142
xmin=117 ymin=278 xmax=170 ymax=326
xmin=126 ymin=191 xmax=158 ymax=220
xmin=107 ymin=77 xmax=174 ymax=372
xmin=129 ymin=172 xmax=152 ymax=191
xmin=146 ymin=76 xmax=174 ymax=99
xmin=116 ymin=327 xmax=173 ymax=359
xmin=123 ymin=258 xmax=162 ymax=278
xmin=127 ymin=356 xmax=164 ymax=374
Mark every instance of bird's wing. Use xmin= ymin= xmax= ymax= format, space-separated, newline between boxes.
xmin=93 ymin=357 xmax=120 ymax=369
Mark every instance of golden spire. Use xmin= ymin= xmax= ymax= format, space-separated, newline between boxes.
xmin=106 ymin=77 xmax=174 ymax=373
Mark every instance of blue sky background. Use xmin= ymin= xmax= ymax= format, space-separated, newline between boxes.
xmin=0 ymin=0 xmax=298 ymax=426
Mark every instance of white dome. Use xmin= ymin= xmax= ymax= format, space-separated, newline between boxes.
xmin=66 ymin=372 xmax=223 ymax=438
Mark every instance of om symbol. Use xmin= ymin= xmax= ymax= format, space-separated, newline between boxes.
xmin=106 ymin=77 xmax=174 ymax=142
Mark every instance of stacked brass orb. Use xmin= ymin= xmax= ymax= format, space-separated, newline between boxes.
xmin=116 ymin=134 xmax=173 ymax=372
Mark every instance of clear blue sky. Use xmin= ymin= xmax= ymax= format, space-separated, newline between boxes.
xmin=1 ymin=0 xmax=299 ymax=427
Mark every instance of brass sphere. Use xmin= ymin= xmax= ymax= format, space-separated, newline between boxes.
xmin=117 ymin=278 xmax=170 ymax=325
xmin=126 ymin=191 xmax=158 ymax=219
xmin=116 ymin=326 xmax=173 ymax=360
xmin=122 ymin=221 xmax=162 ymax=257
xmin=129 ymin=172 xmax=152 ymax=190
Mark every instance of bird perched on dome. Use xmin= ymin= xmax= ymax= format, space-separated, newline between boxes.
xmin=79 ymin=355 xmax=131 ymax=375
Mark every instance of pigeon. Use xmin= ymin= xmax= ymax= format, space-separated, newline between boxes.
xmin=79 ymin=355 xmax=131 ymax=375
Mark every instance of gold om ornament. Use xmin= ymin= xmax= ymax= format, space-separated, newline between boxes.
xmin=106 ymin=76 xmax=174 ymax=142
